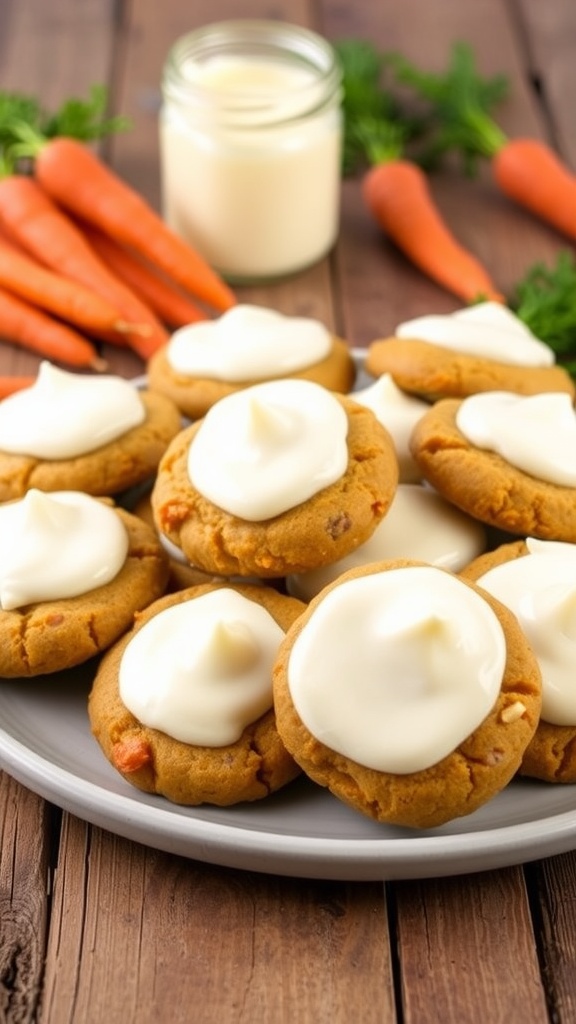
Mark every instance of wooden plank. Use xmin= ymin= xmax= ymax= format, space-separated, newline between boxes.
xmin=515 ymin=0 xmax=576 ymax=165
xmin=394 ymin=869 xmax=549 ymax=1024
xmin=43 ymin=818 xmax=394 ymax=1023
xmin=0 ymin=0 xmax=116 ymax=104
xmin=0 ymin=774 xmax=52 ymax=1023
xmin=529 ymin=853 xmax=576 ymax=1022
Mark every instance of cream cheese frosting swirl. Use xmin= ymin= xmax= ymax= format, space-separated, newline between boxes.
xmin=0 ymin=489 xmax=129 ymax=609
xmin=0 ymin=361 xmax=145 ymax=459
xmin=167 ymin=304 xmax=332 ymax=381
xmin=456 ymin=390 xmax=576 ymax=486
xmin=396 ymin=301 xmax=554 ymax=367
xmin=287 ymin=565 xmax=506 ymax=773
xmin=187 ymin=378 xmax=349 ymax=520
xmin=476 ymin=538 xmax=576 ymax=725
xmin=119 ymin=588 xmax=285 ymax=745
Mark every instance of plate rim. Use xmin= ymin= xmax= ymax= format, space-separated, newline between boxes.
xmin=1 ymin=707 xmax=576 ymax=881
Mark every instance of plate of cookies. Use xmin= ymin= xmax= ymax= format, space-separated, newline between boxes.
xmin=1 ymin=302 xmax=576 ymax=881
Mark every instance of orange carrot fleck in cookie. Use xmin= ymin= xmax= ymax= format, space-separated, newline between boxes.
xmin=112 ymin=735 xmax=152 ymax=774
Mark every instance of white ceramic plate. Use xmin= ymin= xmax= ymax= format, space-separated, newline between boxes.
xmin=0 ymin=665 xmax=576 ymax=880
xmin=1 ymin=353 xmax=575 ymax=881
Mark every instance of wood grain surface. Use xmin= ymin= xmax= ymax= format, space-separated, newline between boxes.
xmin=0 ymin=1 xmax=576 ymax=1021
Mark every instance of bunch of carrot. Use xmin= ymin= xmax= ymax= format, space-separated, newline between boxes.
xmin=0 ymin=89 xmax=236 ymax=392
xmin=336 ymin=40 xmax=505 ymax=305
xmin=337 ymin=39 xmax=576 ymax=307
xmin=393 ymin=42 xmax=576 ymax=245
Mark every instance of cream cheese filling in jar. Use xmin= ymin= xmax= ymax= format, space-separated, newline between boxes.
xmin=159 ymin=20 xmax=343 ymax=283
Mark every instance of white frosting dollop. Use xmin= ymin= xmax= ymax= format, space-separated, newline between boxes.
xmin=188 ymin=379 xmax=349 ymax=521
xmin=396 ymin=301 xmax=555 ymax=367
xmin=0 ymin=361 xmax=146 ymax=459
xmin=477 ymin=538 xmax=576 ymax=725
xmin=456 ymin=391 xmax=576 ymax=486
xmin=287 ymin=565 xmax=506 ymax=773
xmin=0 ymin=489 xmax=129 ymax=609
xmin=352 ymin=373 xmax=428 ymax=482
xmin=167 ymin=304 xmax=332 ymax=381
xmin=119 ymin=588 xmax=285 ymax=745
xmin=287 ymin=484 xmax=486 ymax=601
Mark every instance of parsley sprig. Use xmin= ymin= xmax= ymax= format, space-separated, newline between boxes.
xmin=390 ymin=41 xmax=509 ymax=174
xmin=512 ymin=251 xmax=576 ymax=375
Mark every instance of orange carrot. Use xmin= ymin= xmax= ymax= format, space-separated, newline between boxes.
xmin=112 ymin=736 xmax=152 ymax=774
xmin=0 ymin=233 xmax=141 ymax=337
xmin=363 ymin=161 xmax=505 ymax=303
xmin=0 ymin=175 xmax=169 ymax=359
xmin=0 ymin=286 xmax=106 ymax=369
xmin=492 ymin=138 xmax=576 ymax=241
xmin=32 ymin=137 xmax=237 ymax=313
xmin=337 ymin=41 xmax=504 ymax=303
xmin=0 ymin=375 xmax=36 ymax=399
xmin=78 ymin=222 xmax=207 ymax=327
xmin=394 ymin=45 xmax=576 ymax=245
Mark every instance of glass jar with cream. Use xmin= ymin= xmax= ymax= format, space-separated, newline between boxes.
xmin=159 ymin=20 xmax=343 ymax=283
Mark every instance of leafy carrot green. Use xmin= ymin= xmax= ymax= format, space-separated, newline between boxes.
xmin=511 ymin=250 xmax=576 ymax=375
xmin=335 ymin=39 xmax=504 ymax=304
xmin=392 ymin=43 xmax=576 ymax=243
xmin=0 ymin=84 xmax=129 ymax=154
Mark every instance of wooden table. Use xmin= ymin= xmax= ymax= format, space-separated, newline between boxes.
xmin=1 ymin=0 xmax=576 ymax=1020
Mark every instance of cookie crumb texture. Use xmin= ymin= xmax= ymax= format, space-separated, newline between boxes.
xmin=0 ymin=508 xmax=170 ymax=677
xmin=147 ymin=335 xmax=357 ymax=419
xmin=272 ymin=565 xmax=543 ymax=829
xmin=365 ymin=337 xmax=575 ymax=402
xmin=151 ymin=396 xmax=398 ymax=578
xmin=410 ymin=398 xmax=576 ymax=542
xmin=88 ymin=583 xmax=304 ymax=805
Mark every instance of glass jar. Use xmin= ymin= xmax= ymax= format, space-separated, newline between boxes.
xmin=159 ymin=20 xmax=343 ymax=283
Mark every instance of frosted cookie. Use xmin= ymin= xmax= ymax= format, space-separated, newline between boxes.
xmin=147 ymin=304 xmax=356 ymax=419
xmin=287 ymin=483 xmax=487 ymax=602
xmin=89 ymin=583 xmax=305 ymax=805
xmin=0 ymin=361 xmax=182 ymax=501
xmin=152 ymin=379 xmax=398 ymax=578
xmin=365 ymin=302 xmax=575 ymax=401
xmin=410 ymin=391 xmax=576 ymax=541
xmin=351 ymin=374 xmax=429 ymax=482
xmin=0 ymin=489 xmax=169 ymax=677
xmin=273 ymin=560 xmax=542 ymax=829
xmin=463 ymin=537 xmax=576 ymax=784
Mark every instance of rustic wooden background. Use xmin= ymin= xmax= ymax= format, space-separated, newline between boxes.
xmin=0 ymin=1 xmax=576 ymax=1021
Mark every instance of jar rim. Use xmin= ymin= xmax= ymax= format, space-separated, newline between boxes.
xmin=162 ymin=19 xmax=342 ymax=124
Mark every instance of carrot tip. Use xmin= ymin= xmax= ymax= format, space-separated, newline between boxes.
xmin=91 ymin=355 xmax=109 ymax=372
xmin=114 ymin=319 xmax=153 ymax=337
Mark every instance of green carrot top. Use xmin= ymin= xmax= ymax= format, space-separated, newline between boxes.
xmin=512 ymin=250 xmax=576 ymax=375
xmin=390 ymin=41 xmax=509 ymax=173
xmin=334 ymin=38 xmax=422 ymax=171
xmin=0 ymin=84 xmax=130 ymax=167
